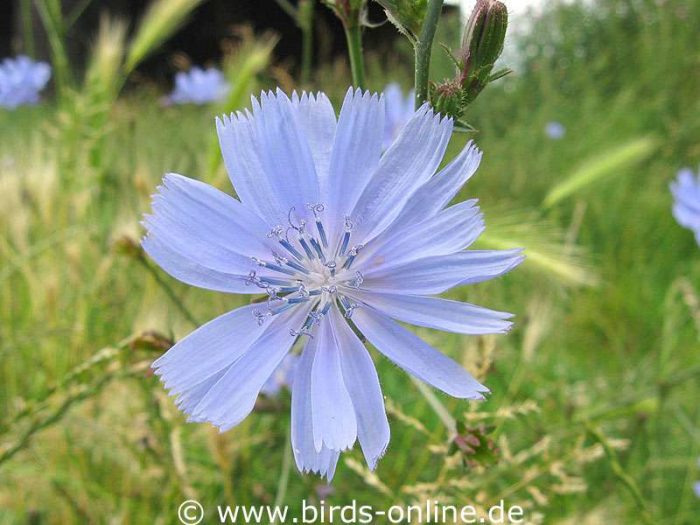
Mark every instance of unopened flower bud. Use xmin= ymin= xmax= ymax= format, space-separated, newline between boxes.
xmin=430 ymin=80 xmax=463 ymax=120
xmin=462 ymin=0 xmax=508 ymax=79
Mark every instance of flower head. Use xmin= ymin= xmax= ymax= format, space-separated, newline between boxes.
xmin=143 ymin=88 xmax=523 ymax=480
xmin=670 ymin=167 xmax=700 ymax=245
xmin=0 ymin=55 xmax=51 ymax=109
xmin=383 ymin=83 xmax=414 ymax=149
xmin=167 ymin=66 xmax=229 ymax=105
xmin=545 ymin=121 xmax=566 ymax=140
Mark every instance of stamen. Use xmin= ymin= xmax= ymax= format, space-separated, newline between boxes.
xmin=337 ymin=217 xmax=353 ymax=257
xmin=290 ymin=327 xmax=314 ymax=338
xmin=274 ymin=250 xmax=309 ymax=275
xmin=266 ymin=287 xmax=282 ymax=304
xmin=307 ymin=203 xmax=328 ymax=248
xmin=287 ymin=207 xmax=306 ymax=233
xmin=266 ymin=226 xmax=284 ymax=239
xmin=244 ymin=270 xmax=259 ymax=286
xmin=342 ymin=244 xmax=363 ymax=270
xmin=270 ymin=302 xmax=294 ymax=315
xmin=270 ymin=224 xmax=305 ymax=261
xmin=279 ymin=238 xmax=304 ymax=262
xmin=338 ymin=296 xmax=358 ymax=318
xmin=325 ymin=260 xmax=337 ymax=278
xmin=321 ymin=285 xmax=337 ymax=294
xmin=258 ymin=277 xmax=297 ymax=287
xmin=297 ymin=234 xmax=315 ymax=260
xmin=310 ymin=237 xmax=326 ymax=262
xmin=290 ymin=312 xmax=318 ymax=338
xmin=252 ymin=257 xmax=297 ymax=277
xmin=253 ymin=309 xmax=272 ymax=326
xmin=347 ymin=271 xmax=364 ymax=289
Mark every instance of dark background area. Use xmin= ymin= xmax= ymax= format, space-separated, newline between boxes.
xmin=0 ymin=0 xmax=407 ymax=80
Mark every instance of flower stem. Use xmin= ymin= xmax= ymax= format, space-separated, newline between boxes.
xmin=272 ymin=424 xmax=293 ymax=521
xmin=298 ymin=0 xmax=314 ymax=86
xmin=20 ymin=0 xmax=35 ymax=56
xmin=136 ymin=253 xmax=202 ymax=328
xmin=414 ymin=0 xmax=444 ymax=109
xmin=344 ymin=20 xmax=366 ymax=88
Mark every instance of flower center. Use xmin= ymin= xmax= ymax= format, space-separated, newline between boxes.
xmin=246 ymin=204 xmax=364 ymax=336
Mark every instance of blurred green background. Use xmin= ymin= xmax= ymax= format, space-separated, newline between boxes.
xmin=1 ymin=0 xmax=699 ymax=523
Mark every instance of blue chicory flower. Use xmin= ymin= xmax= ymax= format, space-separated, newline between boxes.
xmin=383 ymin=83 xmax=415 ymax=149
xmin=545 ymin=121 xmax=566 ymax=140
xmin=670 ymin=167 xmax=700 ymax=245
xmin=167 ymin=66 xmax=230 ymax=105
xmin=143 ymin=88 xmax=523 ymax=480
xmin=695 ymin=481 xmax=700 ymax=498
xmin=0 ymin=55 xmax=51 ymax=109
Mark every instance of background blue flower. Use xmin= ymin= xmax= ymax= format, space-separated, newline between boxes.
xmin=383 ymin=83 xmax=415 ymax=149
xmin=0 ymin=55 xmax=51 ymax=109
xmin=167 ymin=66 xmax=230 ymax=105
xmin=545 ymin=121 xmax=566 ymax=140
xmin=670 ymin=168 xmax=700 ymax=246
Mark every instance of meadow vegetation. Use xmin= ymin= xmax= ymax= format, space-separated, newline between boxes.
xmin=0 ymin=0 xmax=698 ymax=523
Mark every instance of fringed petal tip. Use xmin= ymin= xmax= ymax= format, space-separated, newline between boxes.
xmin=295 ymin=447 xmax=341 ymax=481
xmin=290 ymin=90 xmax=332 ymax=105
xmin=413 ymin=101 xmax=454 ymax=127
xmin=342 ymin=85 xmax=385 ymax=104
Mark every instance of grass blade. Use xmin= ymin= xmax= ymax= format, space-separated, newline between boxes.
xmin=543 ymin=136 xmax=658 ymax=208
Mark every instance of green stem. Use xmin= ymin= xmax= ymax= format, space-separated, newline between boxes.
xmin=20 ymin=0 xmax=35 ymax=56
xmin=344 ymin=21 xmax=365 ymax=88
xmin=414 ymin=0 xmax=444 ymax=109
xmin=272 ymin=425 xmax=293 ymax=521
xmin=586 ymin=422 xmax=654 ymax=525
xmin=299 ymin=0 xmax=314 ymax=86
xmin=273 ymin=0 xmax=297 ymax=19
xmin=33 ymin=0 xmax=72 ymax=99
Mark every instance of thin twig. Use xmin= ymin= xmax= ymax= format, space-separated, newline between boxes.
xmin=136 ymin=253 xmax=202 ymax=327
